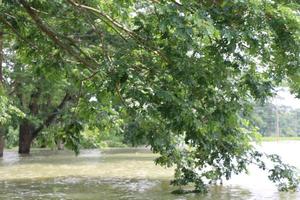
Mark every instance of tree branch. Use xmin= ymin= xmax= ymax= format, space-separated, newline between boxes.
xmin=0 ymin=14 xmax=39 ymax=50
xmin=66 ymin=0 xmax=169 ymax=62
xmin=32 ymin=93 xmax=72 ymax=138
xmin=18 ymin=0 xmax=98 ymax=72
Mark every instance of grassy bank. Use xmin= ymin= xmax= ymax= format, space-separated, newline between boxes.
xmin=262 ymin=136 xmax=300 ymax=142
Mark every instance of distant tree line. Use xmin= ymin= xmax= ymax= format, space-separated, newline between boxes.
xmin=252 ymin=103 xmax=300 ymax=137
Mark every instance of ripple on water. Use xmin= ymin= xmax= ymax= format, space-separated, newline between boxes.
xmin=0 ymin=144 xmax=300 ymax=199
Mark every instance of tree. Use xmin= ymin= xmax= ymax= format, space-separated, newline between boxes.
xmin=0 ymin=20 xmax=74 ymax=154
xmin=1 ymin=0 xmax=299 ymax=192
xmin=252 ymin=102 xmax=300 ymax=137
xmin=0 ymin=0 xmax=105 ymax=154
xmin=0 ymin=25 xmax=4 ymax=157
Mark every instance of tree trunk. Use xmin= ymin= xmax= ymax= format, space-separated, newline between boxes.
xmin=0 ymin=22 xmax=4 ymax=157
xmin=18 ymin=83 xmax=40 ymax=154
xmin=57 ymin=139 xmax=64 ymax=150
xmin=18 ymin=120 xmax=34 ymax=154
xmin=0 ymin=30 xmax=3 ymax=84
xmin=0 ymin=132 xmax=4 ymax=157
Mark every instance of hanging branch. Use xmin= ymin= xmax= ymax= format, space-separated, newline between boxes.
xmin=66 ymin=0 xmax=169 ymax=63
xmin=18 ymin=0 xmax=99 ymax=72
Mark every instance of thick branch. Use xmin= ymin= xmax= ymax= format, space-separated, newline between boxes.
xmin=28 ymin=87 xmax=41 ymax=116
xmin=18 ymin=0 xmax=98 ymax=71
xmin=66 ymin=0 xmax=168 ymax=62
xmin=32 ymin=93 xmax=72 ymax=138
xmin=67 ymin=0 xmax=140 ymax=40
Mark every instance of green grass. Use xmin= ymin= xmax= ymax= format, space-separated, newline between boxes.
xmin=262 ymin=136 xmax=300 ymax=142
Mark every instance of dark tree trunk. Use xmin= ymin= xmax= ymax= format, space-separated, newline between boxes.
xmin=18 ymin=84 xmax=40 ymax=154
xmin=0 ymin=132 xmax=4 ymax=157
xmin=0 ymin=24 xmax=4 ymax=157
xmin=0 ymin=30 xmax=3 ymax=84
xmin=18 ymin=120 xmax=34 ymax=154
xmin=18 ymin=93 xmax=71 ymax=154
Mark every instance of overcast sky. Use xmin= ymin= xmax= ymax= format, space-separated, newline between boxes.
xmin=272 ymin=87 xmax=300 ymax=109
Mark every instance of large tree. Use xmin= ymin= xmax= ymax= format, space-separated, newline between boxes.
xmin=1 ymin=0 xmax=299 ymax=192
xmin=0 ymin=0 xmax=107 ymax=154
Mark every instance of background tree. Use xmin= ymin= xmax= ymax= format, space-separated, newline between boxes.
xmin=252 ymin=102 xmax=300 ymax=137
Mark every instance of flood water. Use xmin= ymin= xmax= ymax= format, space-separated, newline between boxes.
xmin=0 ymin=142 xmax=299 ymax=200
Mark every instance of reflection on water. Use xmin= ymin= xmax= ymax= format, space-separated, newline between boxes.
xmin=0 ymin=142 xmax=299 ymax=200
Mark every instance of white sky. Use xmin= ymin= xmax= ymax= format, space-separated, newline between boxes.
xmin=272 ymin=87 xmax=300 ymax=109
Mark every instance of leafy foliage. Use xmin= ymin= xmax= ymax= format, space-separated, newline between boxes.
xmin=0 ymin=0 xmax=299 ymax=193
xmin=0 ymin=91 xmax=24 ymax=125
xmin=267 ymin=154 xmax=300 ymax=192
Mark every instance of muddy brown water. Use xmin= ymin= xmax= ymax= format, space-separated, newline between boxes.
xmin=0 ymin=142 xmax=299 ymax=199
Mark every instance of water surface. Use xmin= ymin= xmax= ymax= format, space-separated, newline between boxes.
xmin=0 ymin=142 xmax=299 ymax=199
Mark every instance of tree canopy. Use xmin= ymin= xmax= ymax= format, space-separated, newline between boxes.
xmin=0 ymin=0 xmax=300 ymax=192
